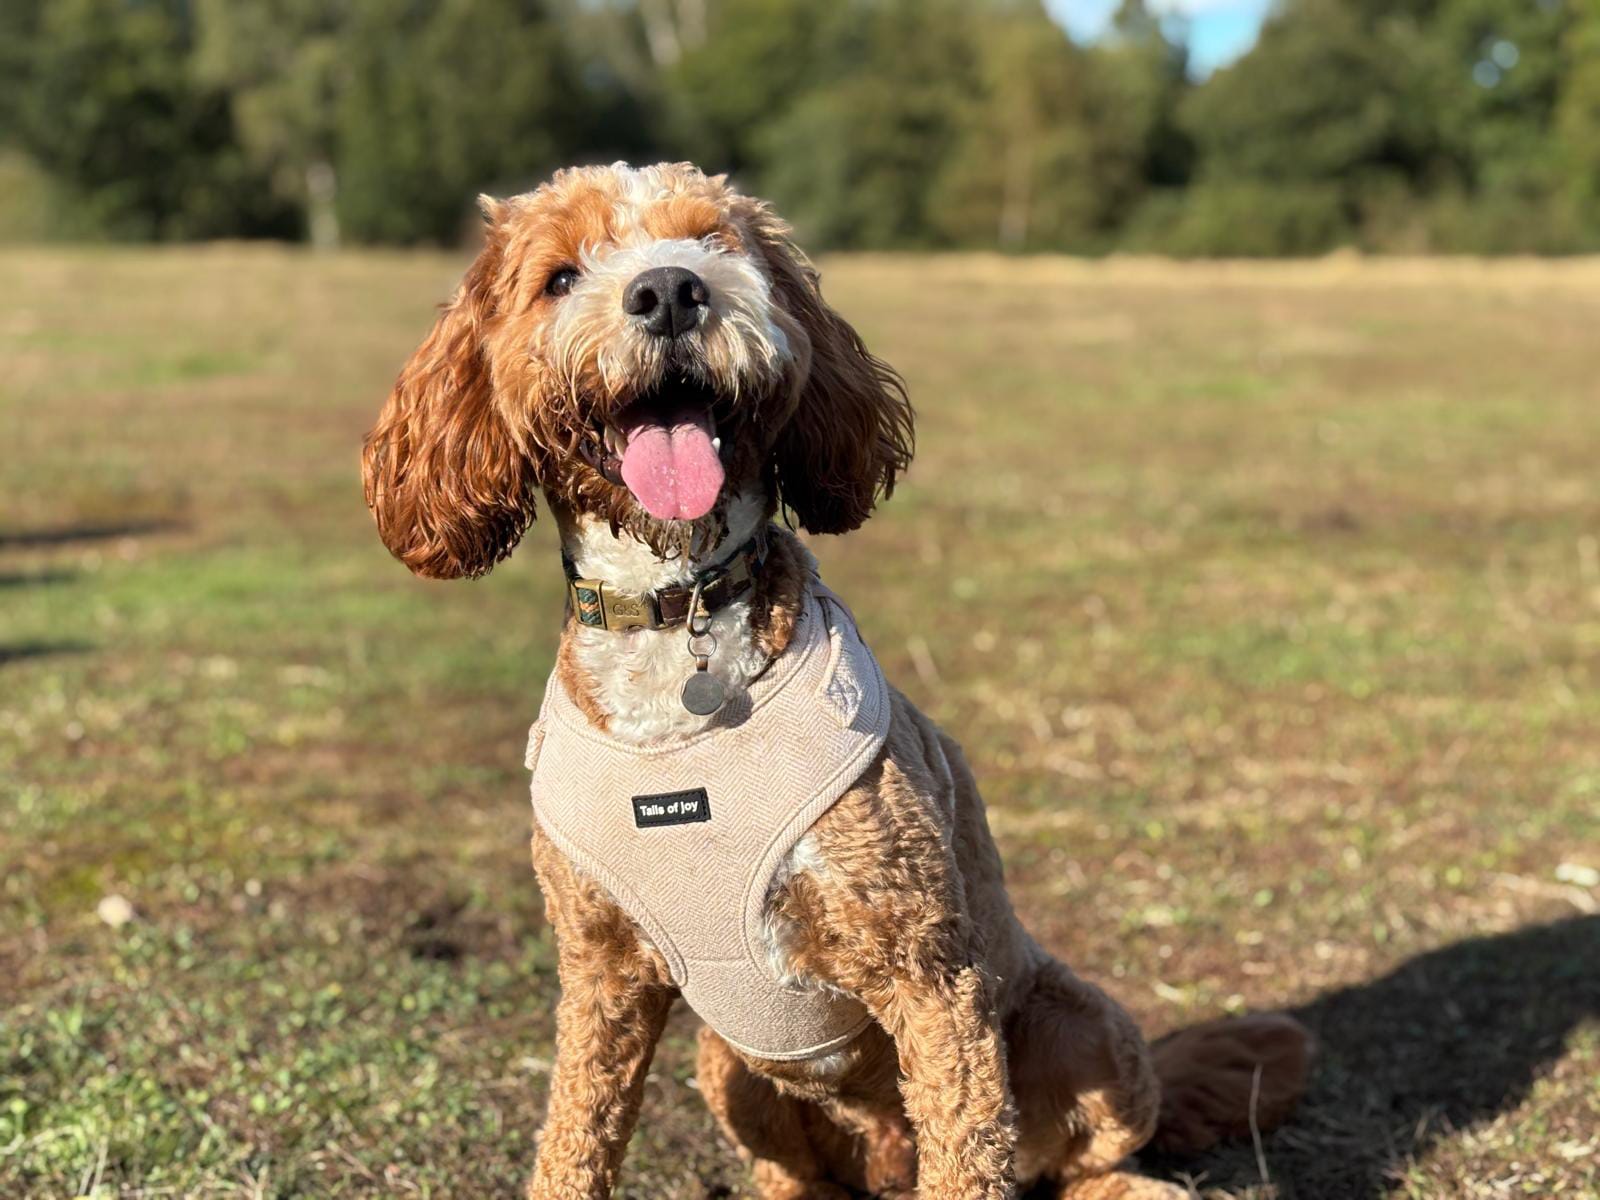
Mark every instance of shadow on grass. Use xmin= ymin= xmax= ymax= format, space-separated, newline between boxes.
xmin=0 ymin=640 xmax=93 ymax=666
xmin=0 ymin=517 xmax=184 ymax=549
xmin=0 ymin=569 xmax=77 ymax=589
xmin=1153 ymin=915 xmax=1600 ymax=1198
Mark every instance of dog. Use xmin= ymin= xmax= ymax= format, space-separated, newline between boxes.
xmin=362 ymin=162 xmax=1311 ymax=1199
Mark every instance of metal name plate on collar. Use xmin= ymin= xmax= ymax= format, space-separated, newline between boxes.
xmin=569 ymin=579 xmax=659 ymax=632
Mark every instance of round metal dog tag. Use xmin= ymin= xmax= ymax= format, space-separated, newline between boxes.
xmin=681 ymin=670 xmax=725 ymax=716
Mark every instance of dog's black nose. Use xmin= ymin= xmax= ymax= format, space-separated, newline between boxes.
xmin=623 ymin=266 xmax=708 ymax=339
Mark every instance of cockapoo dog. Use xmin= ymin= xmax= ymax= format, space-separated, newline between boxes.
xmin=363 ymin=162 xmax=1311 ymax=1199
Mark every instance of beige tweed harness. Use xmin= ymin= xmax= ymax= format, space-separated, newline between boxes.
xmin=525 ymin=580 xmax=888 ymax=1060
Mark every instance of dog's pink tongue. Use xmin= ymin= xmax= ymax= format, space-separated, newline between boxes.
xmin=619 ymin=407 xmax=724 ymax=521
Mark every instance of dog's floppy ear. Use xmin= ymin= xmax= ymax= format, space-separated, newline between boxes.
xmin=737 ymin=199 xmax=914 ymax=535
xmin=362 ymin=203 xmax=538 ymax=579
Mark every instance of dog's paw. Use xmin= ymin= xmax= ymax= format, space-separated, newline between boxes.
xmin=750 ymin=1174 xmax=854 ymax=1200
xmin=1056 ymin=1172 xmax=1190 ymax=1200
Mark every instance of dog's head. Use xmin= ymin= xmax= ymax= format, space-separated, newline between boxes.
xmin=362 ymin=162 xmax=913 ymax=577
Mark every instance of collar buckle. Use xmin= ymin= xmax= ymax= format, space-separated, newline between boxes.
xmin=569 ymin=578 xmax=662 ymax=632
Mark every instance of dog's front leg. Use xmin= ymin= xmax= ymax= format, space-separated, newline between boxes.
xmin=867 ymin=965 xmax=1016 ymax=1199
xmin=528 ymin=830 xmax=676 ymax=1200
xmin=528 ymin=969 xmax=673 ymax=1199
xmin=784 ymin=788 xmax=1019 ymax=1199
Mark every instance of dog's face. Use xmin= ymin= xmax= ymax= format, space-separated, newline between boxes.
xmin=363 ymin=162 xmax=913 ymax=577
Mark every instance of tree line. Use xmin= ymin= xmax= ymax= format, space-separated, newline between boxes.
xmin=2 ymin=0 xmax=1598 ymax=255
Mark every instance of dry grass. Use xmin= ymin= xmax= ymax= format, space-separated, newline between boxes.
xmin=2 ymin=247 xmax=1598 ymax=1198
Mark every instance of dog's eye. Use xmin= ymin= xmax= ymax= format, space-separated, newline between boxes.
xmin=545 ymin=267 xmax=581 ymax=297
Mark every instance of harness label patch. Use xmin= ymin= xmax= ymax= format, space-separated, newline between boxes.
xmin=632 ymin=788 xmax=712 ymax=829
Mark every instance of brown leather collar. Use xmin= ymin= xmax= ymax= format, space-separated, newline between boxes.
xmin=562 ymin=533 xmax=767 ymax=632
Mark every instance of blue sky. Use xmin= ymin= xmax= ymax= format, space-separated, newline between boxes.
xmin=1047 ymin=0 xmax=1273 ymax=77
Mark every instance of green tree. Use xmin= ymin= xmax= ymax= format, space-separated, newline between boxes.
xmin=1170 ymin=0 xmax=1434 ymax=252
xmin=1425 ymin=0 xmax=1579 ymax=249
xmin=193 ymin=0 xmax=349 ymax=246
xmin=661 ymin=0 xmax=856 ymax=172
xmin=754 ymin=0 xmax=979 ymax=249
xmin=1556 ymin=8 xmax=1600 ymax=243
xmin=1172 ymin=0 xmax=1586 ymax=253
xmin=934 ymin=4 xmax=1118 ymax=250
xmin=1101 ymin=0 xmax=1193 ymax=191
xmin=3 ymin=0 xmax=292 ymax=239
xmin=1185 ymin=0 xmax=1423 ymax=187
xmin=335 ymin=0 xmax=598 ymax=244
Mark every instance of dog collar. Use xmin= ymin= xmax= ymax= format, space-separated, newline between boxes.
xmin=562 ymin=532 xmax=767 ymax=633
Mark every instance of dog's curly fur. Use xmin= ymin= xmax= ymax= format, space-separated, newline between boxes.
xmin=363 ymin=162 xmax=1312 ymax=1199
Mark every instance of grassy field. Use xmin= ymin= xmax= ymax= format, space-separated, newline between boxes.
xmin=3 ymin=247 xmax=1598 ymax=1200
